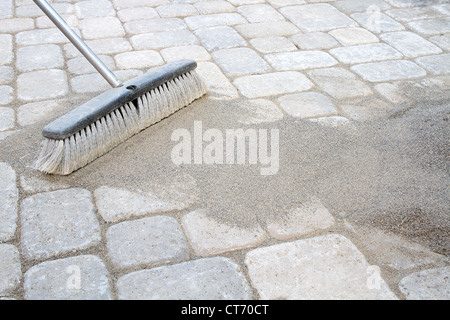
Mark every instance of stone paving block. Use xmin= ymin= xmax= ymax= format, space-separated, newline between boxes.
xmin=385 ymin=7 xmax=442 ymax=22
xmin=329 ymin=28 xmax=379 ymax=46
xmin=213 ymin=48 xmax=270 ymax=76
xmin=130 ymin=30 xmax=198 ymax=50
xmin=290 ymin=32 xmax=339 ymax=50
xmin=106 ymin=216 xmax=189 ymax=270
xmin=280 ymin=4 xmax=358 ymax=32
xmin=0 ymin=108 xmax=15 ymax=131
xmin=237 ymin=99 xmax=284 ymax=124
xmin=24 ymin=255 xmax=112 ymax=300
xmin=15 ymin=4 xmax=46 ymax=17
xmin=0 ymin=18 xmax=35 ymax=33
xmin=399 ymin=267 xmax=450 ymax=300
xmin=351 ymin=12 xmax=405 ymax=33
xmin=115 ymin=50 xmax=164 ymax=69
xmin=340 ymin=98 xmax=394 ymax=121
xmin=75 ymin=0 xmax=115 ymax=18
xmin=237 ymin=4 xmax=284 ymax=22
xmin=433 ymin=3 xmax=450 ymax=15
xmin=16 ymin=28 xmax=73 ymax=46
xmin=112 ymin=0 xmax=168 ymax=8
xmin=36 ymin=14 xmax=79 ymax=29
xmin=380 ymin=31 xmax=442 ymax=58
xmin=374 ymin=83 xmax=408 ymax=104
xmin=235 ymin=21 xmax=300 ymax=38
xmin=157 ymin=4 xmax=198 ymax=17
xmin=250 ymin=37 xmax=297 ymax=53
xmin=17 ymin=69 xmax=69 ymax=101
xmin=124 ymin=18 xmax=186 ymax=34
xmin=17 ymin=101 xmax=61 ymax=127
xmin=94 ymin=186 xmax=188 ymax=223
xmin=408 ymin=18 xmax=450 ymax=36
xmin=182 ymin=210 xmax=267 ymax=256
xmin=195 ymin=26 xmax=247 ymax=51
xmin=117 ymin=7 xmax=159 ymax=22
xmin=117 ymin=257 xmax=253 ymax=300
xmin=266 ymin=197 xmax=335 ymax=239
xmin=0 ymin=86 xmax=13 ymax=106
xmin=351 ymin=60 xmax=426 ymax=82
xmin=309 ymin=116 xmax=351 ymax=127
xmin=64 ymin=38 xmax=132 ymax=58
xmin=184 ymin=13 xmax=247 ymax=30
xmin=429 ymin=34 xmax=450 ymax=51
xmin=329 ymin=43 xmax=403 ymax=64
xmin=265 ymin=51 xmax=338 ymax=71
xmin=0 ymin=34 xmax=13 ymax=65
xmin=234 ymin=71 xmax=314 ymax=98
xmin=196 ymin=62 xmax=239 ymax=99
xmin=20 ymin=189 xmax=101 ymax=261
xmin=278 ymin=92 xmax=337 ymax=119
xmin=228 ymin=0 xmax=265 ymax=5
xmin=0 ymin=66 xmax=13 ymax=85
xmin=0 ymin=245 xmax=21 ymax=296
xmin=267 ymin=0 xmax=306 ymax=7
xmin=194 ymin=1 xmax=236 ymax=14
xmin=245 ymin=234 xmax=398 ymax=300
xmin=161 ymin=45 xmax=211 ymax=62
xmin=80 ymin=17 xmax=125 ymax=40
xmin=16 ymin=45 xmax=65 ymax=73
xmin=333 ymin=0 xmax=391 ymax=13
xmin=0 ymin=163 xmax=18 ymax=243
xmin=385 ymin=0 xmax=448 ymax=7
xmin=71 ymin=70 xmax=143 ymax=93
xmin=20 ymin=176 xmax=70 ymax=194
xmin=416 ymin=54 xmax=450 ymax=75
xmin=67 ymin=55 xmax=115 ymax=75
xmin=0 ymin=0 xmax=13 ymax=19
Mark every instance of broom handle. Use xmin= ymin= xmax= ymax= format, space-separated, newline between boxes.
xmin=33 ymin=0 xmax=123 ymax=88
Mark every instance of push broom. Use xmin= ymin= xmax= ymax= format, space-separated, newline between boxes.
xmin=33 ymin=0 xmax=207 ymax=175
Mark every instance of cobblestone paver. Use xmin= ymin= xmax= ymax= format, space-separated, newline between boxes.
xmin=0 ymin=0 xmax=449 ymax=300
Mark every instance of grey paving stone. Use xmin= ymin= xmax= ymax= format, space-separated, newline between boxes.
xmin=184 ymin=13 xmax=247 ymax=30
xmin=329 ymin=28 xmax=379 ymax=46
xmin=182 ymin=210 xmax=268 ymax=256
xmin=71 ymin=70 xmax=143 ymax=93
xmin=399 ymin=267 xmax=450 ymax=300
xmin=267 ymin=0 xmax=306 ymax=7
xmin=80 ymin=17 xmax=125 ymax=40
xmin=124 ymin=18 xmax=186 ymax=35
xmin=130 ymin=30 xmax=198 ymax=49
xmin=106 ymin=216 xmax=189 ymax=270
xmin=237 ymin=4 xmax=285 ymax=22
xmin=228 ymin=0 xmax=264 ymax=4
xmin=333 ymin=0 xmax=391 ymax=13
xmin=278 ymin=92 xmax=337 ymax=119
xmin=234 ymin=71 xmax=314 ymax=98
xmin=16 ymin=45 xmax=65 ymax=73
xmin=0 ymin=162 xmax=18 ymax=242
xmin=385 ymin=7 xmax=442 ymax=22
xmin=329 ymin=43 xmax=403 ymax=64
xmin=17 ymin=69 xmax=69 ymax=101
xmin=309 ymin=116 xmax=351 ymax=127
xmin=290 ymin=32 xmax=340 ymax=50
xmin=385 ymin=0 xmax=448 ymax=7
xmin=196 ymin=62 xmax=239 ymax=99
xmin=0 ymin=245 xmax=21 ymax=296
xmin=112 ymin=0 xmax=168 ymax=9
xmin=115 ymin=50 xmax=164 ymax=69
xmin=117 ymin=257 xmax=253 ymax=300
xmin=24 ymin=255 xmax=112 ymax=300
xmin=17 ymin=100 xmax=62 ymax=127
xmin=280 ymin=4 xmax=358 ymax=32
xmin=75 ymin=0 xmax=115 ymax=18
xmin=250 ymin=37 xmax=297 ymax=53
xmin=235 ymin=21 xmax=300 ymax=38
xmin=0 ymin=108 xmax=15 ymax=131
xmin=0 ymin=18 xmax=35 ymax=33
xmin=0 ymin=0 xmax=13 ymax=19
xmin=156 ymin=4 xmax=198 ymax=17
xmin=20 ymin=176 xmax=70 ymax=194
xmin=351 ymin=12 xmax=405 ymax=33
xmin=67 ymin=55 xmax=116 ymax=75
xmin=416 ymin=54 xmax=450 ymax=75
xmin=374 ymin=83 xmax=408 ymax=104
xmin=237 ymin=99 xmax=284 ymax=124
xmin=195 ymin=26 xmax=247 ymax=51
xmin=64 ymin=38 xmax=132 ymax=58
xmin=36 ymin=14 xmax=78 ymax=29
xmin=351 ymin=60 xmax=426 ymax=82
xmin=265 ymin=51 xmax=338 ymax=71
xmin=21 ymin=189 xmax=101 ymax=261
xmin=433 ymin=3 xmax=450 ymax=15
xmin=245 ymin=234 xmax=398 ymax=299
xmin=194 ymin=1 xmax=236 ymax=14
xmin=340 ymin=97 xmax=394 ymax=121
xmin=381 ymin=31 xmax=442 ymax=58
xmin=213 ymin=48 xmax=270 ymax=76
xmin=408 ymin=18 xmax=450 ymax=36
xmin=0 ymin=86 xmax=13 ymax=106
xmin=0 ymin=34 xmax=13 ymax=65
xmin=161 ymin=45 xmax=211 ymax=62
xmin=429 ymin=33 xmax=450 ymax=51
xmin=117 ymin=7 xmax=159 ymax=22
xmin=16 ymin=28 xmax=72 ymax=46
xmin=0 ymin=66 xmax=13 ymax=85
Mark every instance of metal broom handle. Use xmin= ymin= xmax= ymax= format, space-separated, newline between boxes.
xmin=33 ymin=0 xmax=123 ymax=88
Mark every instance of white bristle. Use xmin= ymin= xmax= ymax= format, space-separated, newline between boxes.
xmin=36 ymin=70 xmax=207 ymax=175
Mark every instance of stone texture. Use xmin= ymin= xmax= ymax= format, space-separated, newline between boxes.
xmin=380 ymin=32 xmax=442 ymax=58
xmin=290 ymin=32 xmax=339 ymax=50
xmin=0 ymin=0 xmax=13 ymax=19
xmin=80 ymin=17 xmax=125 ymax=39
xmin=250 ymin=37 xmax=297 ymax=53
xmin=340 ymin=98 xmax=394 ymax=121
xmin=16 ymin=28 xmax=72 ymax=46
xmin=386 ymin=7 xmax=442 ymax=22
xmin=161 ymin=46 xmax=211 ymax=62
xmin=329 ymin=28 xmax=379 ymax=46
xmin=184 ymin=13 xmax=247 ymax=30
xmin=117 ymin=7 xmax=159 ymax=22
xmin=309 ymin=116 xmax=351 ymax=127
xmin=20 ymin=176 xmax=70 ymax=194
xmin=351 ymin=12 xmax=405 ymax=33
xmin=16 ymin=45 xmax=65 ymax=72
xmin=0 ymin=107 xmax=15 ymax=131
xmin=117 ymin=257 xmax=253 ymax=300
xmin=213 ymin=48 xmax=270 ymax=76
xmin=75 ymin=0 xmax=115 ymax=18
xmin=182 ymin=210 xmax=267 ymax=256
xmin=195 ymin=26 xmax=247 ymax=51
xmin=0 ymin=163 xmax=18 ymax=242
xmin=267 ymin=197 xmax=335 ymax=240
xmin=429 ymin=34 xmax=450 ymax=51
xmin=375 ymin=83 xmax=408 ymax=104
xmin=70 ymin=70 xmax=143 ymax=93
xmin=245 ymin=234 xmax=398 ymax=299
xmin=278 ymin=92 xmax=337 ymax=119
xmin=280 ymin=4 xmax=358 ymax=32
xmin=130 ymin=30 xmax=198 ymax=49
xmin=17 ymin=70 xmax=69 ymax=101
xmin=64 ymin=38 xmax=132 ymax=58
xmin=267 ymin=0 xmax=305 ymax=7
xmin=17 ymin=101 xmax=62 ymax=127
xmin=399 ymin=267 xmax=450 ymax=300
xmin=265 ymin=51 xmax=338 ymax=71
xmin=67 ymin=55 xmax=116 ymax=75
xmin=196 ymin=62 xmax=239 ymax=99
xmin=106 ymin=216 xmax=189 ymax=270
xmin=330 ymin=43 xmax=403 ymax=64
xmin=156 ymin=4 xmax=198 ymax=17
xmin=333 ymin=0 xmax=391 ymax=13
xmin=24 ymin=255 xmax=112 ymax=300
xmin=124 ymin=18 xmax=186 ymax=35
xmin=307 ymin=67 xmax=373 ymax=99
xmin=235 ymin=21 xmax=300 ymax=38
xmin=234 ymin=72 xmax=314 ymax=98
xmin=237 ymin=4 xmax=284 ymax=22
xmin=36 ymin=14 xmax=78 ymax=29
xmin=416 ymin=54 xmax=450 ymax=75
xmin=0 ymin=244 xmax=21 ymax=296
xmin=0 ymin=18 xmax=35 ymax=33
xmin=0 ymin=34 xmax=13 ymax=65
xmin=0 ymin=86 xmax=13 ymax=106
xmin=237 ymin=99 xmax=284 ymax=124
xmin=194 ymin=1 xmax=236 ymax=14
xmin=114 ymin=50 xmax=164 ymax=69
xmin=351 ymin=60 xmax=426 ymax=82
xmin=20 ymin=189 xmax=101 ymax=261
xmin=0 ymin=66 xmax=13 ymax=85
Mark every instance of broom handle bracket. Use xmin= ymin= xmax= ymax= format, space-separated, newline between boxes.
xmin=33 ymin=0 xmax=123 ymax=88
